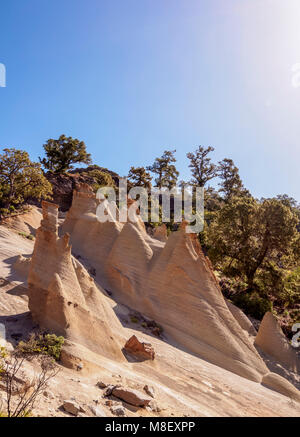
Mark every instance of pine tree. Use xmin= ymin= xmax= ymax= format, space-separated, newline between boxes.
xmin=217 ymin=158 xmax=249 ymax=200
xmin=0 ymin=148 xmax=52 ymax=212
xmin=186 ymin=146 xmax=217 ymax=187
xmin=147 ymin=150 xmax=179 ymax=189
xmin=127 ymin=166 xmax=152 ymax=190
xmin=40 ymin=135 xmax=92 ymax=173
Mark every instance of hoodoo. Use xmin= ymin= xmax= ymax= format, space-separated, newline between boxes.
xmin=25 ymin=190 xmax=299 ymax=403
xmin=28 ymin=201 xmax=124 ymax=362
xmin=62 ymin=185 xmax=270 ymax=382
xmin=255 ymin=312 xmax=300 ymax=373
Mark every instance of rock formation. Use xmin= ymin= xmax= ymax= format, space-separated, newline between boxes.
xmin=262 ymin=372 xmax=300 ymax=402
xmin=61 ymin=185 xmax=269 ymax=382
xmin=25 ymin=190 xmax=299 ymax=403
xmin=226 ymin=300 xmax=257 ymax=337
xmin=152 ymin=224 xmax=168 ymax=242
xmin=13 ymin=255 xmax=31 ymax=278
xmin=28 ymin=201 xmax=125 ymax=362
xmin=255 ymin=312 xmax=300 ymax=373
xmin=124 ymin=335 xmax=155 ymax=360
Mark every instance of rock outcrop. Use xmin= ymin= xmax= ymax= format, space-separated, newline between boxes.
xmin=262 ymin=372 xmax=300 ymax=402
xmin=152 ymin=224 xmax=168 ymax=242
xmin=255 ymin=312 xmax=300 ymax=373
xmin=13 ymin=255 xmax=31 ymax=278
xmin=26 ymin=190 xmax=299 ymax=403
xmin=46 ymin=168 xmax=121 ymax=212
xmin=226 ymin=300 xmax=257 ymax=337
xmin=28 ymin=201 xmax=125 ymax=362
xmin=61 ymin=185 xmax=270 ymax=383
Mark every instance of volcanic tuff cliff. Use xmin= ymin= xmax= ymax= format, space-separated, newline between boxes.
xmin=0 ymin=183 xmax=295 ymax=412
xmin=55 ymin=183 xmax=299 ymax=392
xmin=28 ymin=201 xmax=124 ymax=362
xmin=19 ymin=181 xmax=300 ymax=405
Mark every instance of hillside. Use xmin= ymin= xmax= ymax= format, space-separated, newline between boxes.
xmin=0 ymin=185 xmax=299 ymax=417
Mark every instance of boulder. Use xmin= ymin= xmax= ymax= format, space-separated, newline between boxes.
xmin=112 ymin=386 xmax=152 ymax=407
xmin=124 ymin=335 xmax=155 ymax=361
xmin=63 ymin=400 xmax=85 ymax=416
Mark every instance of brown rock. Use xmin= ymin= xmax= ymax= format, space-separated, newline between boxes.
xmin=124 ymin=335 xmax=155 ymax=361
xmin=104 ymin=385 xmax=118 ymax=397
xmin=144 ymin=385 xmax=155 ymax=398
xmin=97 ymin=380 xmax=108 ymax=389
xmin=105 ymin=400 xmax=113 ymax=407
xmin=112 ymin=386 xmax=152 ymax=407
xmin=62 ymin=400 xmax=85 ymax=416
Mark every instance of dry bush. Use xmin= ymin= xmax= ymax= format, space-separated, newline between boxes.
xmin=0 ymin=351 xmax=60 ymax=417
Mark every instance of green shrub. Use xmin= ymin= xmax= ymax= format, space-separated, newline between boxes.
xmin=18 ymin=232 xmax=35 ymax=241
xmin=84 ymin=169 xmax=115 ymax=193
xmin=230 ymin=291 xmax=272 ymax=320
xmin=281 ymin=267 xmax=300 ymax=306
xmin=0 ymin=346 xmax=7 ymax=377
xmin=17 ymin=333 xmax=65 ymax=361
xmin=0 ymin=208 xmax=9 ymax=217
xmin=130 ymin=316 xmax=139 ymax=324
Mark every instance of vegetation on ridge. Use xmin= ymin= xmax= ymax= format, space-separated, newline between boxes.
xmin=0 ymin=139 xmax=299 ymax=334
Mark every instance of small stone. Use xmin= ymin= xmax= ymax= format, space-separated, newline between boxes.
xmin=105 ymin=400 xmax=113 ymax=407
xmin=90 ymin=405 xmax=106 ymax=417
xmin=148 ymin=400 xmax=161 ymax=412
xmin=43 ymin=390 xmax=55 ymax=399
xmin=97 ymin=381 xmax=108 ymax=389
xmin=143 ymin=385 xmax=155 ymax=398
xmin=104 ymin=384 xmax=118 ymax=397
xmin=62 ymin=400 xmax=85 ymax=416
xmin=111 ymin=405 xmax=126 ymax=416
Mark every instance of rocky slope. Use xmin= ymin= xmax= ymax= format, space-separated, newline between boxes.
xmin=0 ymin=199 xmax=299 ymax=417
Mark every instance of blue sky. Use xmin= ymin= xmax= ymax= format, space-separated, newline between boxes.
xmin=1 ymin=0 xmax=300 ymax=199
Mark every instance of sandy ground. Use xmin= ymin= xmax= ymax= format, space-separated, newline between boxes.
xmin=0 ymin=215 xmax=299 ymax=418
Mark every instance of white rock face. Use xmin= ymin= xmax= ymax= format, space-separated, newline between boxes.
xmin=255 ymin=312 xmax=300 ymax=373
xmin=61 ymin=184 xmax=268 ymax=383
xmin=24 ymin=188 xmax=300 ymax=405
xmin=28 ymin=201 xmax=125 ymax=363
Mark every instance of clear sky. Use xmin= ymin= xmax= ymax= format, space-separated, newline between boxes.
xmin=1 ymin=0 xmax=300 ymax=200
